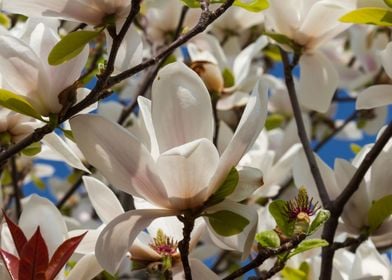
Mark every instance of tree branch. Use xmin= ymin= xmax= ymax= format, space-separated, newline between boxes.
xmin=279 ymin=48 xmax=330 ymax=206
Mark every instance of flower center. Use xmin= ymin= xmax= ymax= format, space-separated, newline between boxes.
xmin=149 ymin=229 xmax=178 ymax=257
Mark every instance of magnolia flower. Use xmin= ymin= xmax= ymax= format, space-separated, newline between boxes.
xmin=294 ymin=139 xmax=392 ymax=247
xmin=264 ymin=0 xmax=356 ymax=113
xmin=70 ymin=61 xmax=268 ymax=273
xmin=0 ymin=109 xmax=35 ymax=144
xmin=0 ymin=195 xmax=98 ymax=280
xmin=0 ymin=19 xmax=88 ymax=116
xmin=357 ymin=41 xmax=392 ymax=109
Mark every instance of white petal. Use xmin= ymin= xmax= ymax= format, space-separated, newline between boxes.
xmin=19 ymin=195 xmax=68 ymax=257
xmin=298 ymin=52 xmax=339 ymax=113
xmin=217 ymin=121 xmax=234 ymax=155
xmin=42 ymin=132 xmax=89 ymax=172
xmin=227 ymin=167 xmax=263 ymax=202
xmin=370 ymin=148 xmax=392 ymax=201
xmin=151 ymin=62 xmax=214 ymax=153
xmin=70 ymin=115 xmax=169 ymax=208
xmin=157 ymin=139 xmax=219 ymax=209
xmin=83 ymin=176 xmax=124 ymax=224
xmin=69 ymin=228 xmax=101 ymax=255
xmin=137 ymin=96 xmax=159 ymax=159
xmin=356 ymin=85 xmax=392 ymax=109
xmin=380 ymin=41 xmax=392 ymax=78
xmin=233 ymin=36 xmax=268 ymax=86
xmin=173 ymin=258 xmax=219 ymax=280
xmin=209 ymin=80 xmax=268 ymax=195
xmin=205 ymin=200 xmax=258 ymax=260
xmin=129 ymin=231 xmax=161 ymax=261
xmin=95 ymin=208 xmax=179 ymax=274
xmin=66 ymin=254 xmax=102 ymax=280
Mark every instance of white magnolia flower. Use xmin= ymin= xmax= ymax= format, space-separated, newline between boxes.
xmin=70 ymin=61 xmax=268 ymax=273
xmin=0 ymin=109 xmax=36 ymax=144
xmin=294 ymin=140 xmax=392 ymax=247
xmin=357 ymin=41 xmax=392 ymax=109
xmin=0 ymin=195 xmax=99 ymax=280
xmin=0 ymin=19 xmax=88 ymax=116
xmin=264 ymin=0 xmax=356 ymax=113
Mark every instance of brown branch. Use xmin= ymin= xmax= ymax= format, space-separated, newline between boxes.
xmin=10 ymin=157 xmax=22 ymax=219
xmin=279 ymin=48 xmax=330 ymax=207
xmin=56 ymin=175 xmax=83 ymax=209
xmin=223 ymin=234 xmax=306 ymax=280
xmin=178 ymin=214 xmax=196 ymax=280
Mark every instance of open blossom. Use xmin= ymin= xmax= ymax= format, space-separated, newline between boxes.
xmin=264 ymin=0 xmax=356 ymax=113
xmin=0 ymin=19 xmax=88 ymax=116
xmin=70 ymin=61 xmax=268 ymax=273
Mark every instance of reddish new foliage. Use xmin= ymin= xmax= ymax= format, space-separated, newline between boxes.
xmin=0 ymin=212 xmax=86 ymax=280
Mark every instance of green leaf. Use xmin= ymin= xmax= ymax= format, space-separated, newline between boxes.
xmin=0 ymin=89 xmax=43 ymax=120
xmin=205 ymin=210 xmax=249 ymax=237
xmin=0 ymin=13 xmax=10 ymax=28
xmin=48 ymin=30 xmax=101 ymax=65
xmin=385 ymin=0 xmax=392 ymax=8
xmin=205 ymin=167 xmax=239 ymax=206
xmin=232 ymin=0 xmax=269 ymax=12
xmin=180 ymin=0 xmax=200 ymax=8
xmin=21 ymin=142 xmax=42 ymax=157
xmin=62 ymin=129 xmax=75 ymax=142
xmin=31 ymin=175 xmax=46 ymax=190
xmin=269 ymin=200 xmax=295 ymax=236
xmin=265 ymin=114 xmax=285 ymax=130
xmin=368 ymin=194 xmax=392 ymax=233
xmin=281 ymin=266 xmax=307 ymax=280
xmin=340 ymin=8 xmax=392 ymax=26
xmin=308 ymin=209 xmax=330 ymax=235
xmin=222 ymin=68 xmax=235 ymax=88
xmin=1 ymin=168 xmax=12 ymax=185
xmin=288 ymin=239 xmax=328 ymax=258
xmin=255 ymin=230 xmax=280 ymax=248
xmin=263 ymin=32 xmax=300 ymax=52
xmin=350 ymin=143 xmax=362 ymax=155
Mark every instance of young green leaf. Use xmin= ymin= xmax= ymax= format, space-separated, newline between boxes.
xmin=269 ymin=200 xmax=295 ymax=236
xmin=0 ymin=89 xmax=43 ymax=120
xmin=255 ymin=230 xmax=280 ymax=248
xmin=222 ymin=68 xmax=235 ymax=88
xmin=21 ymin=142 xmax=42 ymax=157
xmin=340 ymin=8 xmax=392 ymax=26
xmin=205 ymin=210 xmax=249 ymax=236
xmin=205 ymin=167 xmax=239 ymax=206
xmin=232 ymin=0 xmax=269 ymax=12
xmin=265 ymin=114 xmax=285 ymax=130
xmin=307 ymin=209 xmax=330 ymax=235
xmin=385 ymin=0 xmax=392 ymax=8
xmin=48 ymin=30 xmax=101 ymax=65
xmin=288 ymin=239 xmax=328 ymax=258
xmin=281 ymin=266 xmax=307 ymax=280
xmin=368 ymin=194 xmax=392 ymax=233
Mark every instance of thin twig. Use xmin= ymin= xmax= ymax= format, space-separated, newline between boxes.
xmin=56 ymin=176 xmax=83 ymax=209
xmin=279 ymin=48 xmax=330 ymax=207
xmin=10 ymin=157 xmax=22 ymax=218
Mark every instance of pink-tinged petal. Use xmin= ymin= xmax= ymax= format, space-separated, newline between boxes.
xmin=137 ymin=96 xmax=159 ymax=159
xmin=151 ymin=62 xmax=214 ymax=153
xmin=208 ymin=80 xmax=268 ymax=196
xmin=95 ymin=209 xmax=180 ymax=274
xmin=264 ymin=0 xmax=300 ymax=38
xmin=2 ymin=0 xmax=106 ymax=25
xmin=380 ymin=41 xmax=392 ymax=78
xmin=205 ymin=200 xmax=258 ymax=260
xmin=227 ymin=167 xmax=263 ymax=202
xmin=334 ymin=159 xmax=369 ymax=230
xmin=356 ymin=85 xmax=392 ymax=109
xmin=293 ymin=149 xmax=340 ymax=201
xmin=106 ymin=25 xmax=143 ymax=74
xmin=173 ymin=258 xmax=219 ymax=280
xmin=298 ymin=52 xmax=338 ymax=113
xmin=157 ymin=139 xmax=219 ymax=210
xmin=70 ymin=115 xmax=169 ymax=208
xmin=83 ymin=177 xmax=124 ymax=224
xmin=19 ymin=195 xmax=67 ymax=257
xmin=129 ymin=231 xmax=161 ymax=261
xmin=42 ymin=133 xmax=89 ymax=173
xmin=66 ymin=254 xmax=102 ymax=280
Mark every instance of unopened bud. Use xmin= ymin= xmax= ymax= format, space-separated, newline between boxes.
xmin=191 ymin=61 xmax=224 ymax=94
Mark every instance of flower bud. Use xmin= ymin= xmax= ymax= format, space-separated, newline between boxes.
xmin=190 ymin=61 xmax=224 ymax=94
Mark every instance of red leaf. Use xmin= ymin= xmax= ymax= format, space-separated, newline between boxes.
xmin=0 ymin=249 xmax=19 ymax=280
xmin=2 ymin=210 xmax=27 ymax=256
xmin=45 ymin=232 xmax=87 ymax=280
xmin=18 ymin=227 xmax=49 ymax=280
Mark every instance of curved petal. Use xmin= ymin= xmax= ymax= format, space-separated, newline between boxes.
xmin=356 ymin=85 xmax=392 ymax=109
xmin=68 ymin=228 xmax=101 ymax=255
xmin=204 ymin=200 xmax=258 ymax=260
xmin=151 ymin=62 xmax=214 ymax=153
xmin=173 ymin=258 xmax=219 ymax=280
xmin=42 ymin=132 xmax=89 ymax=173
xmin=83 ymin=176 xmax=124 ymax=224
xmin=95 ymin=209 xmax=180 ymax=274
xmin=157 ymin=139 xmax=219 ymax=209
xmin=380 ymin=41 xmax=392 ymax=78
xmin=66 ymin=254 xmax=102 ymax=280
xmin=227 ymin=167 xmax=263 ymax=202
xmin=137 ymin=96 xmax=159 ymax=159
xmin=369 ymin=148 xmax=392 ymax=201
xmin=70 ymin=115 xmax=169 ymax=208
xmin=208 ymin=80 xmax=268 ymax=195
xmin=19 ymin=195 xmax=68 ymax=257
xmin=298 ymin=52 xmax=339 ymax=113
xmin=129 ymin=231 xmax=161 ymax=261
